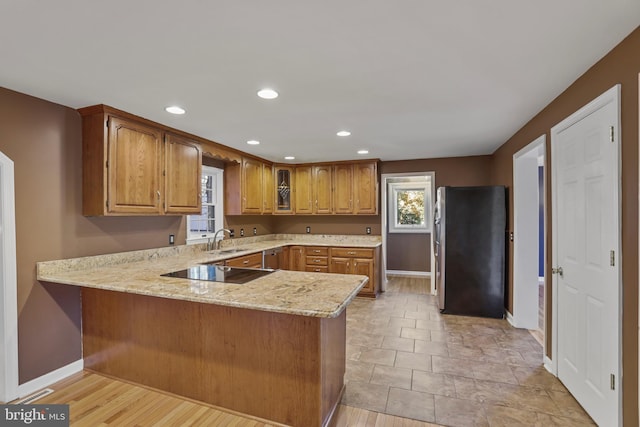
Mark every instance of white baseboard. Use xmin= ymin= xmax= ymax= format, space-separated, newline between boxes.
xmin=386 ymin=270 xmax=431 ymax=278
xmin=543 ymin=356 xmax=556 ymax=375
xmin=505 ymin=310 xmax=515 ymax=326
xmin=17 ymin=359 xmax=83 ymax=399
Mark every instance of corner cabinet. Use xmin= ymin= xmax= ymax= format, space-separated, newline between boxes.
xmin=79 ymin=105 xmax=202 ymax=216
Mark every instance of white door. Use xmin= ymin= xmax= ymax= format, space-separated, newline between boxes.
xmin=552 ymin=85 xmax=620 ymax=426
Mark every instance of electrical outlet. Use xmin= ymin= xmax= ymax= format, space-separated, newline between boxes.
xmin=240 ymin=228 xmax=244 ymax=237
xmin=169 ymin=234 xmax=175 ymax=245
xmin=366 ymin=227 xmax=371 ymax=235
xmin=229 ymin=229 xmax=235 ymax=237
xmin=306 ymin=226 xmax=311 ymax=234
xmin=253 ymin=227 xmax=257 ymax=235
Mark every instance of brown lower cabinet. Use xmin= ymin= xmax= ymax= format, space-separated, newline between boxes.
xmin=225 ymin=252 xmax=262 ymax=269
xmin=329 ymin=247 xmax=377 ymax=297
xmin=284 ymin=245 xmax=379 ymax=297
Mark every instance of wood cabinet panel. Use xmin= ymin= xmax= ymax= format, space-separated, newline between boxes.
xmin=225 ymin=252 xmax=263 ymax=269
xmin=81 ymin=288 xmax=346 ymax=427
xmin=242 ymin=157 xmax=264 ymax=214
xmin=354 ymin=162 xmax=378 ymax=214
xmin=295 ymin=166 xmax=313 ymax=214
xmin=263 ymin=164 xmax=274 ymax=214
xmin=333 ymin=164 xmax=353 ymax=214
xmin=314 ymin=165 xmax=333 ymax=214
xmin=165 ymin=133 xmax=202 ymax=214
xmin=289 ymin=246 xmax=306 ymax=271
xmin=107 ymin=117 xmax=163 ymax=214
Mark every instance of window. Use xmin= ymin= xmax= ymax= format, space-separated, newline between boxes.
xmin=186 ymin=166 xmax=224 ymax=244
xmin=388 ymin=181 xmax=431 ymax=233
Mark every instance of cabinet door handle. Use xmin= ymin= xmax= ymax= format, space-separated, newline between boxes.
xmin=313 ymin=250 xmax=320 ymax=253
xmin=157 ymin=190 xmax=161 ymax=201
xmin=243 ymin=260 xmax=249 ymax=265
xmin=314 ymin=259 xmax=321 ymax=263
xmin=348 ymin=251 xmax=356 ymax=255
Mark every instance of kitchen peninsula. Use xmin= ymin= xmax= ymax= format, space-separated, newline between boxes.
xmin=37 ymin=236 xmax=374 ymax=427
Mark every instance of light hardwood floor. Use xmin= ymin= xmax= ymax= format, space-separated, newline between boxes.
xmin=32 ymin=371 xmax=439 ymax=426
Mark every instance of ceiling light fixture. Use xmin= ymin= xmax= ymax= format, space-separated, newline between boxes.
xmin=337 ymin=130 xmax=351 ymax=137
xmin=284 ymin=156 xmax=295 ymax=160
xmin=357 ymin=149 xmax=369 ymax=155
xmin=247 ymin=140 xmax=260 ymax=145
xmin=257 ymin=88 xmax=279 ymax=99
xmin=165 ymin=106 xmax=186 ymax=115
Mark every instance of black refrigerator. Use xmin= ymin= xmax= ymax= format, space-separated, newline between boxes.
xmin=433 ymin=186 xmax=506 ymax=318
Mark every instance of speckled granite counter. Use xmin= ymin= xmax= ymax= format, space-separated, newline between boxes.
xmin=37 ymin=234 xmax=379 ymax=318
xmin=39 ymin=235 xmax=377 ymax=425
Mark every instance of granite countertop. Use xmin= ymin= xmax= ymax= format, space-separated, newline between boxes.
xmin=37 ymin=234 xmax=380 ymax=318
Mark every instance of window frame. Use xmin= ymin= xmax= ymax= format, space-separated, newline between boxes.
xmin=186 ymin=165 xmax=224 ymax=244
xmin=388 ymin=182 xmax=431 ymax=234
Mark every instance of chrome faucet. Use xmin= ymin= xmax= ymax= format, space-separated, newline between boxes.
xmin=212 ymin=228 xmax=232 ymax=250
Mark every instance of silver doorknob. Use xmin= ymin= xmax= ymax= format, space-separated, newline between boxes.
xmin=552 ymin=267 xmax=564 ymax=278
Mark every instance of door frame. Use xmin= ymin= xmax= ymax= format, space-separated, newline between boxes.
xmin=0 ymin=150 xmax=18 ymax=403
xmin=380 ymin=171 xmax=436 ymax=293
xmin=512 ymin=135 xmax=546 ymax=335
xmin=550 ymin=84 xmax=621 ymax=421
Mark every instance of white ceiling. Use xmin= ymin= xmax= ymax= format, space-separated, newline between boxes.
xmin=1 ymin=1 xmax=639 ymax=163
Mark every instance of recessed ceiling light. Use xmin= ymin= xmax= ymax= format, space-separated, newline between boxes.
xmin=247 ymin=140 xmax=260 ymax=145
xmin=357 ymin=150 xmax=369 ymax=155
xmin=337 ymin=130 xmax=351 ymax=137
xmin=284 ymin=156 xmax=295 ymax=160
xmin=165 ymin=106 xmax=186 ymax=115
xmin=257 ymin=88 xmax=279 ymax=99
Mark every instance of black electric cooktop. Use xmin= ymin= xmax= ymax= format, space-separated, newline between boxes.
xmin=162 ymin=265 xmax=275 ymax=284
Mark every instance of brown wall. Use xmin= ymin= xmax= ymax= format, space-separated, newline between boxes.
xmin=382 ymin=156 xmax=493 ymax=272
xmin=381 ymin=156 xmax=493 ymax=188
xmin=490 ymin=26 xmax=640 ymax=424
xmin=0 ymin=87 xmax=187 ymax=383
xmin=386 ymin=233 xmax=430 ymax=271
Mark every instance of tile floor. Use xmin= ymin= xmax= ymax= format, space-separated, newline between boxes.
xmin=341 ymin=276 xmax=595 ymax=426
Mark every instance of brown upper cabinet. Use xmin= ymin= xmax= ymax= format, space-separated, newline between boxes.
xmin=224 ymin=155 xmax=378 ymax=216
xmin=333 ymin=164 xmax=354 ymax=214
xmin=294 ymin=166 xmax=314 ymax=214
xmin=313 ymin=165 xmax=333 ymax=214
xmin=353 ymin=162 xmax=378 ymax=214
xmin=225 ymin=156 xmax=274 ymax=215
xmin=274 ymin=166 xmax=294 ymax=214
xmin=165 ymin=133 xmax=202 ymax=214
xmin=79 ymin=105 xmax=202 ymax=216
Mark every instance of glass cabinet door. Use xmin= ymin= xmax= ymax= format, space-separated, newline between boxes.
xmin=275 ymin=167 xmax=293 ymax=213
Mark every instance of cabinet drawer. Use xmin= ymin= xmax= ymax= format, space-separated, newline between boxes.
xmin=306 ymin=247 xmax=329 ymax=256
xmin=225 ymin=252 xmax=263 ymax=268
xmin=305 ymin=266 xmax=329 ymax=273
xmin=330 ymin=247 xmax=374 ymax=258
xmin=306 ymin=256 xmax=328 ymax=266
